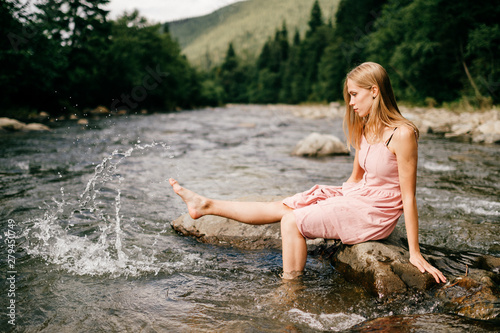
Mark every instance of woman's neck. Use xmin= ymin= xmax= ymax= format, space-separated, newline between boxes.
xmin=364 ymin=125 xmax=391 ymax=144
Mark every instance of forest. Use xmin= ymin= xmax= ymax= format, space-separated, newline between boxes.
xmin=1 ymin=0 xmax=499 ymax=120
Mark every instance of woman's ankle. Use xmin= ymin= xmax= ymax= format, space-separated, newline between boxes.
xmin=281 ymin=270 xmax=303 ymax=281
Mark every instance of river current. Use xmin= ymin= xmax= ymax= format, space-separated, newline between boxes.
xmin=0 ymin=105 xmax=499 ymax=332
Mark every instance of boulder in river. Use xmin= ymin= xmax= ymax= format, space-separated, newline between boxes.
xmin=332 ymin=230 xmax=438 ymax=298
xmin=171 ymin=195 xmax=340 ymax=252
xmin=171 ymin=195 xmax=284 ymax=250
xmin=436 ymin=263 xmax=500 ymax=321
xmin=292 ymin=132 xmax=349 ymax=157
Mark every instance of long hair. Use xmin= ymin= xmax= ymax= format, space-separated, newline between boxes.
xmin=342 ymin=62 xmax=419 ymax=150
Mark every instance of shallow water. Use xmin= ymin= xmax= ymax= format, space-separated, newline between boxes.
xmin=0 ymin=105 xmax=498 ymax=332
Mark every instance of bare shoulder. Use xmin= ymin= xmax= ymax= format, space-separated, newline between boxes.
xmin=394 ymin=124 xmax=417 ymax=142
xmin=391 ymin=124 xmax=418 ymax=155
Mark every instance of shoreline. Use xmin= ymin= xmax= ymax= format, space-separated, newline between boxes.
xmin=255 ymin=103 xmax=500 ymax=144
xmin=2 ymin=103 xmax=499 ymax=144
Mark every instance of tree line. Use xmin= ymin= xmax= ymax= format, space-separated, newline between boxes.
xmin=207 ymin=0 xmax=499 ymax=109
xmin=1 ymin=0 xmax=498 ymax=120
xmin=0 ymin=0 xmax=200 ymax=120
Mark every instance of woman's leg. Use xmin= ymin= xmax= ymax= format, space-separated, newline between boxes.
xmin=170 ymin=178 xmax=308 ymax=278
xmin=169 ymin=178 xmax=292 ymax=224
xmin=281 ymin=212 xmax=307 ymax=279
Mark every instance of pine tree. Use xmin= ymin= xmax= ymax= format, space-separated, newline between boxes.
xmin=307 ymin=0 xmax=323 ymax=36
xmin=219 ymin=43 xmax=248 ymax=102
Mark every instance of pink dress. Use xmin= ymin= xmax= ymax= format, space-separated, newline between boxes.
xmin=283 ymin=134 xmax=403 ymax=244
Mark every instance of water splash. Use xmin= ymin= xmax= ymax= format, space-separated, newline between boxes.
xmin=287 ymin=308 xmax=366 ymax=331
xmin=22 ymin=142 xmax=172 ymax=277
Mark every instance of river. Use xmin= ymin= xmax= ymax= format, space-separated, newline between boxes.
xmin=0 ymin=105 xmax=499 ymax=332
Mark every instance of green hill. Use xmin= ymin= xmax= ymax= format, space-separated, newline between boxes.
xmin=167 ymin=0 xmax=340 ymax=69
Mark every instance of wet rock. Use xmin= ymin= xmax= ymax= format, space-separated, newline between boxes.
xmin=172 ymin=212 xmax=282 ymax=250
xmin=292 ymin=132 xmax=349 ymax=157
xmin=171 ymin=195 xmax=340 ymax=252
xmin=171 ymin=195 xmax=284 ymax=250
xmin=350 ymin=313 xmax=499 ymax=332
xmin=437 ymin=271 xmax=500 ymax=321
xmin=333 ymin=236 xmax=500 ymax=319
xmin=477 ymin=254 xmax=500 ymax=274
xmin=0 ymin=117 xmax=50 ymax=132
xmin=331 ymin=230 xmax=438 ymax=298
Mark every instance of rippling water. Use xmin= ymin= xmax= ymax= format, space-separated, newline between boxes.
xmin=0 ymin=105 xmax=499 ymax=332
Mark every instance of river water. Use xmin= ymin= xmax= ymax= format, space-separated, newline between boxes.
xmin=0 ymin=105 xmax=499 ymax=332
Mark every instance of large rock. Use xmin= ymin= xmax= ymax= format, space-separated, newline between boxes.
xmin=472 ymin=119 xmax=500 ymax=144
xmin=23 ymin=122 xmax=51 ymax=131
xmin=0 ymin=117 xmax=50 ymax=132
xmin=331 ymin=230 xmax=437 ymax=298
xmin=172 ymin=213 xmax=282 ymax=250
xmin=436 ymin=259 xmax=500 ymax=321
xmin=171 ymin=195 xmax=340 ymax=252
xmin=0 ymin=117 xmax=26 ymax=131
xmin=171 ymin=195 xmax=284 ymax=250
xmin=292 ymin=132 xmax=349 ymax=157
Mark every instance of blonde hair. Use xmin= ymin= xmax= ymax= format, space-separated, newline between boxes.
xmin=342 ymin=62 xmax=419 ymax=150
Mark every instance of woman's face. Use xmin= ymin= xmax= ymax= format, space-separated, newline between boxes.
xmin=347 ymin=79 xmax=375 ymax=118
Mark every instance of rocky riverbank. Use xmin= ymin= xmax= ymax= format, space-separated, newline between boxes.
xmin=265 ymin=103 xmax=500 ymax=144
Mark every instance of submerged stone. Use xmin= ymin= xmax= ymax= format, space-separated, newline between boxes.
xmin=437 ymin=271 xmax=500 ymax=321
xmin=350 ymin=313 xmax=499 ymax=332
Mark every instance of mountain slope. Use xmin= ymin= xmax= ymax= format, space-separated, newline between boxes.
xmin=167 ymin=0 xmax=340 ymax=69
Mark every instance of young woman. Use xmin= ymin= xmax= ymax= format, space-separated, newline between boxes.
xmin=169 ymin=62 xmax=447 ymax=284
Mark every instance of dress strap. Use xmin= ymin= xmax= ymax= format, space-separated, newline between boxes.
xmin=385 ymin=127 xmax=398 ymax=146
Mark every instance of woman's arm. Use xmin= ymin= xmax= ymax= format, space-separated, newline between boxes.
xmin=392 ymin=126 xmax=447 ymax=283
xmin=346 ymin=148 xmax=365 ymax=183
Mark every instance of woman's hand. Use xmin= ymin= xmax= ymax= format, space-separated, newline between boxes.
xmin=410 ymin=252 xmax=447 ymax=284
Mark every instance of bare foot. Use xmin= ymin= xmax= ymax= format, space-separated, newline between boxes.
xmin=169 ymin=178 xmax=210 ymax=219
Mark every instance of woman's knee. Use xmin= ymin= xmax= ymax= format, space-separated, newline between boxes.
xmin=281 ymin=212 xmax=300 ymax=236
